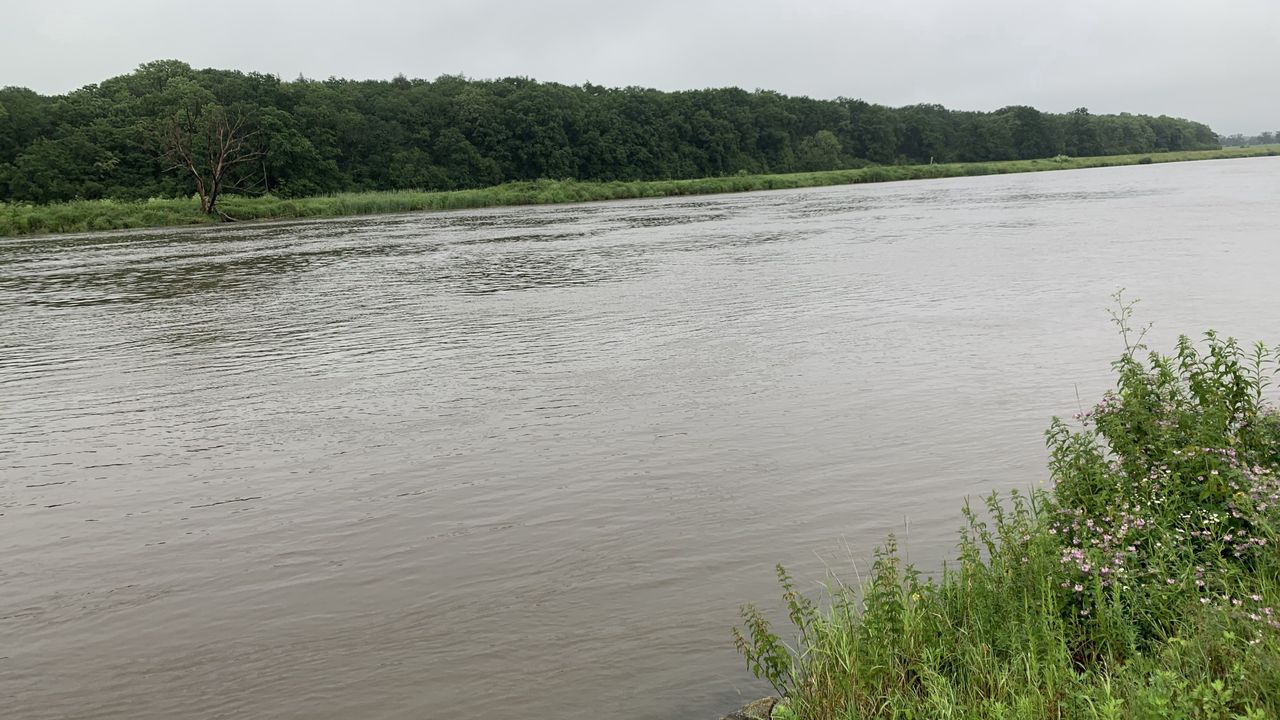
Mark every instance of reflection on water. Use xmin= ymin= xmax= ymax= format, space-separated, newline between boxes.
xmin=3 ymin=158 xmax=1280 ymax=720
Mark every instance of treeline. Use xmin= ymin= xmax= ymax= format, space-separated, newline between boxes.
xmin=1219 ymin=131 xmax=1280 ymax=146
xmin=0 ymin=60 xmax=1220 ymax=203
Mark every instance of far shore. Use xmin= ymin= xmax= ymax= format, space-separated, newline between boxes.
xmin=3 ymin=145 xmax=1277 ymax=239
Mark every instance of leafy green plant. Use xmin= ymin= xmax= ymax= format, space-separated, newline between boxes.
xmin=733 ymin=565 xmax=815 ymax=696
xmin=735 ymin=296 xmax=1280 ymax=718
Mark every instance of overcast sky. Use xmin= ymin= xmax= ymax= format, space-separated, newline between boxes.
xmin=2 ymin=0 xmax=1276 ymax=134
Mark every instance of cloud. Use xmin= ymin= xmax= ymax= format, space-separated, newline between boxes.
xmin=3 ymin=0 xmax=1276 ymax=133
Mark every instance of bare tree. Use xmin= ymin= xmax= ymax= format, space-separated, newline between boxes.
xmin=157 ymin=104 xmax=263 ymax=218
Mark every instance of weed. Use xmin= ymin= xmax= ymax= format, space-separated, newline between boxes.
xmin=738 ymin=295 xmax=1280 ymax=719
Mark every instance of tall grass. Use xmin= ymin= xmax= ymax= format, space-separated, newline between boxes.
xmin=735 ymin=296 xmax=1280 ymax=719
xmin=3 ymin=146 xmax=1279 ymax=238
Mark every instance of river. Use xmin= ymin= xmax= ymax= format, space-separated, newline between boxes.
xmin=3 ymin=157 xmax=1279 ymax=719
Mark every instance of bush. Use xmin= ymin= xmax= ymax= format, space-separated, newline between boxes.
xmin=736 ymin=294 xmax=1280 ymax=719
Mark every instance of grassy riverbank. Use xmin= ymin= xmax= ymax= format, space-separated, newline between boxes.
xmin=3 ymin=146 xmax=1278 ymax=239
xmin=735 ymin=303 xmax=1280 ymax=719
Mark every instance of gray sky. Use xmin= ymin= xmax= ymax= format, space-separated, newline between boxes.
xmin=3 ymin=0 xmax=1276 ymax=134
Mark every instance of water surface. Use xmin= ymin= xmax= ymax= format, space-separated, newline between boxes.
xmin=3 ymin=158 xmax=1280 ymax=719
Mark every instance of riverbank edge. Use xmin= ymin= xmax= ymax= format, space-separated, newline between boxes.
xmin=719 ymin=697 xmax=779 ymax=719
xmin=3 ymin=145 xmax=1278 ymax=238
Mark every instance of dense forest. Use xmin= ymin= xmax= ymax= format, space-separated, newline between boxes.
xmin=0 ymin=60 xmax=1221 ymax=204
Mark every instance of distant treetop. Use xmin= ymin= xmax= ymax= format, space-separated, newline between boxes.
xmin=0 ymin=60 xmax=1222 ymax=203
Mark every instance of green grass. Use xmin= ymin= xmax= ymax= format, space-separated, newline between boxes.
xmin=734 ymin=296 xmax=1280 ymax=719
xmin=2 ymin=146 xmax=1279 ymax=238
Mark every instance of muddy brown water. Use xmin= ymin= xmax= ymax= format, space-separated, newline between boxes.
xmin=3 ymin=157 xmax=1279 ymax=719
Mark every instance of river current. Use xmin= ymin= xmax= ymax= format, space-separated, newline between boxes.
xmin=3 ymin=157 xmax=1279 ymax=719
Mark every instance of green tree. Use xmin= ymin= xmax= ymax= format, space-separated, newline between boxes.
xmin=795 ymin=130 xmax=843 ymax=171
xmin=0 ymin=60 xmax=1231 ymax=205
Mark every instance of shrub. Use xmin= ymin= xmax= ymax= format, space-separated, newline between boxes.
xmin=736 ymin=294 xmax=1280 ymax=719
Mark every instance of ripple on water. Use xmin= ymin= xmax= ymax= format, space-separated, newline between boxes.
xmin=3 ymin=157 xmax=1280 ymax=720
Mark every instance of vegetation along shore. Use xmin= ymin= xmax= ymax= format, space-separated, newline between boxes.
xmin=0 ymin=59 xmax=1257 ymax=236
xmin=734 ymin=300 xmax=1280 ymax=719
xmin=2 ymin=145 xmax=1276 ymax=238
